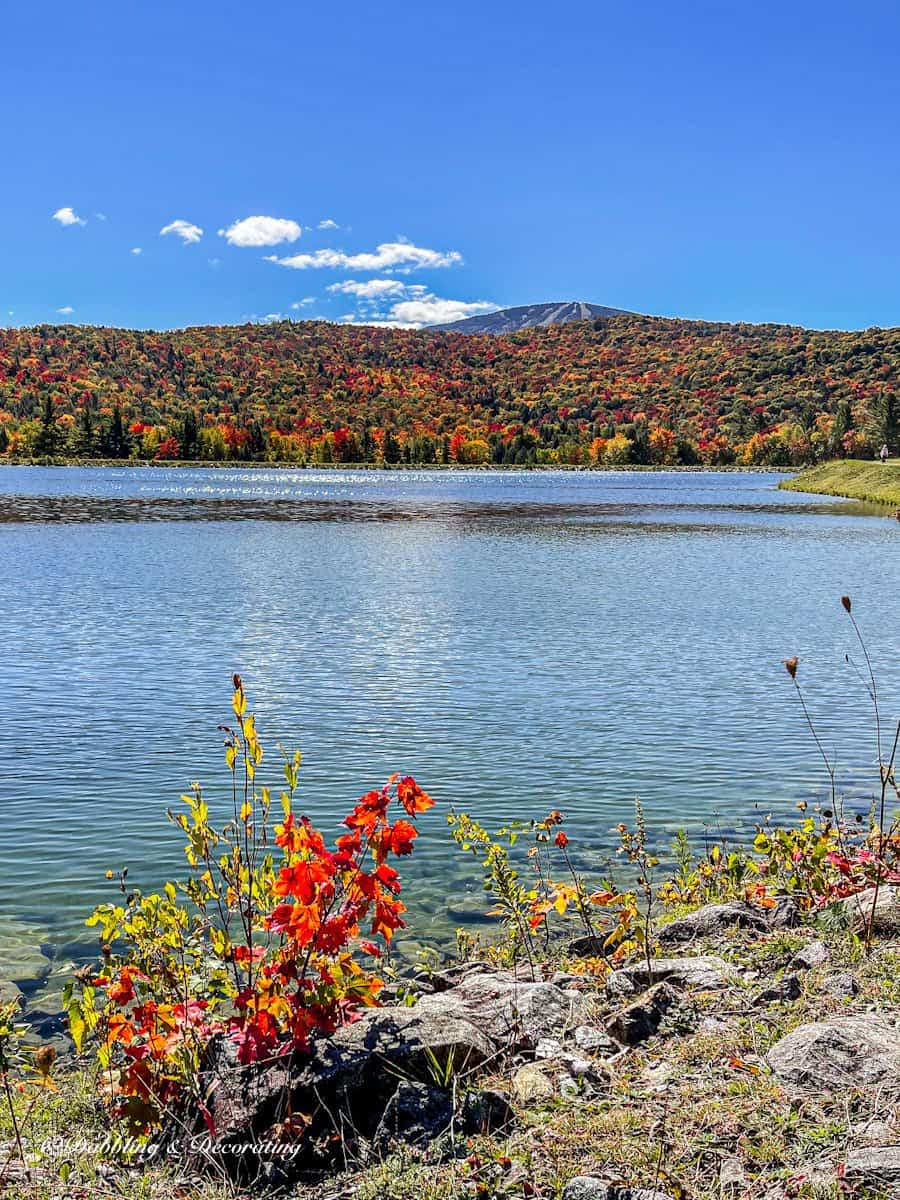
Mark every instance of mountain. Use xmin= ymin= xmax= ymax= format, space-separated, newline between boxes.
xmin=0 ymin=312 xmax=897 ymax=466
xmin=430 ymin=300 xmax=632 ymax=334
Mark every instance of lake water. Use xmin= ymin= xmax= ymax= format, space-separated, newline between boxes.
xmin=0 ymin=466 xmax=897 ymax=989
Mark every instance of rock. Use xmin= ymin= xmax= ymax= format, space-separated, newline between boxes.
xmin=535 ymin=1037 xmax=565 ymax=1060
xmin=530 ymin=1036 xmax=608 ymax=1090
xmin=840 ymin=887 xmax=900 ymax=937
xmin=574 ymin=1025 xmax=620 ymax=1056
xmin=752 ymin=974 xmax=802 ymax=1006
xmin=608 ymin=956 xmax=738 ymax=992
xmin=698 ymin=1016 xmax=734 ymax=1036
xmin=606 ymin=983 xmax=681 ymax=1046
xmin=192 ymin=1001 xmax=497 ymax=1175
xmin=718 ymin=1156 xmax=745 ymax=1188
xmin=425 ymin=960 xmax=495 ymax=992
xmin=460 ymin=1088 xmax=514 ymax=1134
xmin=0 ymin=980 xmax=22 ymax=1006
xmin=766 ymin=896 xmax=801 ymax=930
xmin=853 ymin=1117 xmax=894 ymax=1145
xmin=0 ymin=921 xmax=52 ymax=991
xmin=768 ymin=1016 xmax=900 ymax=1092
xmin=562 ymin=1178 xmax=676 ymax=1200
xmin=823 ymin=971 xmax=860 ymax=999
xmin=371 ymin=1081 xmax=453 ymax=1155
xmin=415 ymin=971 xmax=582 ymax=1050
xmin=569 ymin=934 xmax=609 ymax=958
xmin=843 ymin=1145 xmax=900 ymax=1188
xmin=657 ymin=903 xmax=768 ymax=947
xmin=791 ymin=940 xmax=829 ymax=970
xmin=511 ymin=1062 xmax=556 ymax=1103
xmin=605 ymin=972 xmax=637 ymax=1002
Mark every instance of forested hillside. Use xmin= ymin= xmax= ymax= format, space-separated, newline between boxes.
xmin=1 ymin=313 xmax=898 ymax=466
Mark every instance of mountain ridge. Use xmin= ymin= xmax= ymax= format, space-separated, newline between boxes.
xmin=429 ymin=300 xmax=632 ymax=334
xmin=0 ymin=311 xmax=897 ymax=466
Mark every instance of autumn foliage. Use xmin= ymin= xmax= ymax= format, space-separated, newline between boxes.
xmin=2 ymin=313 xmax=899 ymax=465
xmin=66 ymin=678 xmax=433 ymax=1134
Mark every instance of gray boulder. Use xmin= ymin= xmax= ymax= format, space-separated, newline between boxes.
xmin=657 ymin=903 xmax=768 ymax=946
xmin=768 ymin=1015 xmax=900 ymax=1091
xmin=840 ymin=887 xmax=900 ymax=937
xmin=191 ymin=1002 xmax=496 ymax=1175
xmin=415 ymin=970 xmax=582 ymax=1050
xmin=608 ymin=955 xmax=737 ymax=992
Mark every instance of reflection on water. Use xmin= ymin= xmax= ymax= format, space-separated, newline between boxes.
xmin=0 ymin=467 xmax=896 ymax=973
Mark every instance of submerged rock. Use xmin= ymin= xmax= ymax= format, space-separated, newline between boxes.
xmin=0 ymin=920 xmax=52 ymax=992
xmin=768 ymin=1015 xmax=900 ymax=1092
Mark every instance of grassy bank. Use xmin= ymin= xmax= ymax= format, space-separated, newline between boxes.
xmin=781 ymin=459 xmax=900 ymax=506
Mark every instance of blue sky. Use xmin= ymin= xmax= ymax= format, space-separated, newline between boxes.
xmin=4 ymin=0 xmax=900 ymax=331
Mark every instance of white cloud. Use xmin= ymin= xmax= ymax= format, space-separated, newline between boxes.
xmin=317 ymin=218 xmax=339 ymax=230
xmin=391 ymin=295 xmax=495 ymax=327
xmin=52 ymin=207 xmax=86 ymax=227
xmin=220 ymin=215 xmax=302 ymax=247
xmin=56 ymin=305 xmax=74 ymax=315
xmin=160 ymin=218 xmax=203 ymax=244
xmin=267 ymin=240 xmax=462 ymax=272
xmin=290 ymin=297 xmax=316 ymax=309
xmin=327 ymin=278 xmax=408 ymax=299
xmin=345 ymin=293 xmax=496 ymax=329
xmin=131 ymin=247 xmax=142 ymax=255
xmin=95 ymin=212 xmax=107 ymax=222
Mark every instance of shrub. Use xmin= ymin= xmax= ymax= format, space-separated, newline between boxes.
xmin=67 ymin=677 xmax=433 ymax=1135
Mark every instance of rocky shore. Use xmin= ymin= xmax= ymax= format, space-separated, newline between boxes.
xmin=5 ymin=889 xmax=900 ymax=1198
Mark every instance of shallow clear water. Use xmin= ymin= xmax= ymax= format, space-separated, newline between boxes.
xmin=0 ymin=466 xmax=896 ymax=972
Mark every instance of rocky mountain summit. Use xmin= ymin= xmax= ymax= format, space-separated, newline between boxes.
xmin=429 ymin=300 xmax=632 ymax=334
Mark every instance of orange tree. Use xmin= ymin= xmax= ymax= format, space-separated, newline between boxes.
xmin=66 ymin=677 xmax=433 ymax=1135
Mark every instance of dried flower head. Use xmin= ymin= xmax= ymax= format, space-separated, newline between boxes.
xmin=841 ymin=595 xmax=852 ymax=614
xmin=784 ymin=656 xmax=799 ymax=679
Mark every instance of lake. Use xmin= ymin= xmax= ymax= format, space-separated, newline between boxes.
xmin=0 ymin=466 xmax=896 ymax=991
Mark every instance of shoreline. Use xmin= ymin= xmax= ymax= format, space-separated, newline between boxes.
xmin=780 ymin=459 xmax=900 ymax=508
xmin=0 ymin=457 xmax=790 ymax=473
